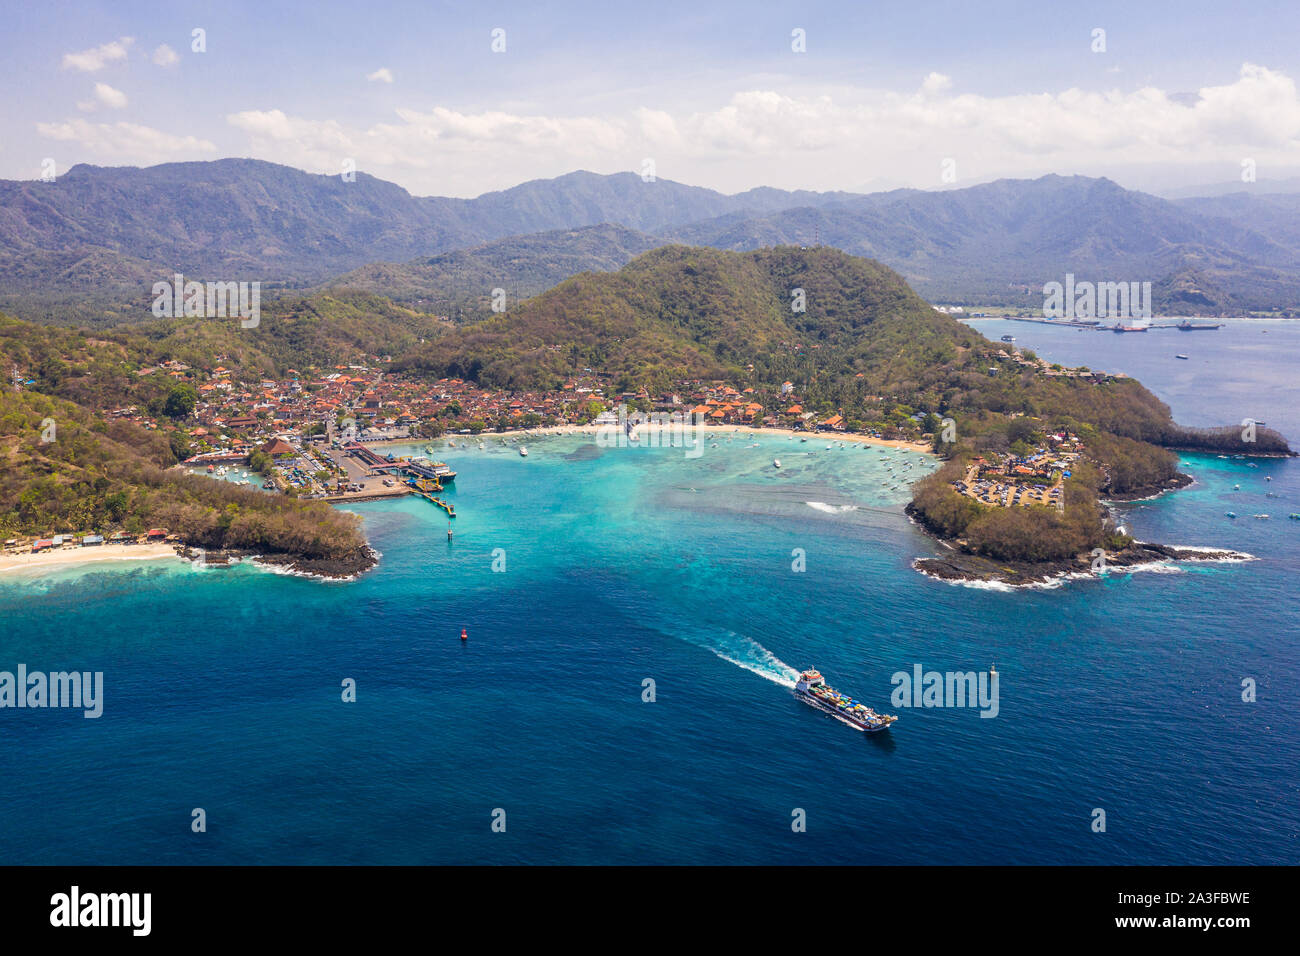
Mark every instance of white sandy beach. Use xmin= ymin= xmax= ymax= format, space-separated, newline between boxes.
xmin=390 ymin=423 xmax=934 ymax=455
xmin=0 ymin=543 xmax=185 ymax=576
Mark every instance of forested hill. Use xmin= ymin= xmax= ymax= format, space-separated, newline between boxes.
xmin=395 ymin=244 xmax=1185 ymax=444
xmin=395 ymin=244 xmax=969 ymax=388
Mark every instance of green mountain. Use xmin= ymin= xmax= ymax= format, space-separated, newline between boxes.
xmin=8 ymin=160 xmax=1300 ymax=326
xmin=321 ymin=223 xmax=665 ymax=319
xmin=0 ymin=161 xmax=855 ymax=323
xmin=668 ymin=176 xmax=1300 ymax=313
xmin=345 ymin=175 xmax=1300 ymax=317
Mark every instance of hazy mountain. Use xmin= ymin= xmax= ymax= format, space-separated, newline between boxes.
xmin=5 ymin=160 xmax=1300 ymax=323
xmin=345 ymin=174 xmax=1300 ymax=316
xmin=0 ymin=160 xmax=857 ymax=321
xmin=1157 ymin=177 xmax=1300 ymax=199
xmin=461 ymin=170 xmax=860 ymax=237
xmin=667 ymin=175 xmax=1300 ymax=312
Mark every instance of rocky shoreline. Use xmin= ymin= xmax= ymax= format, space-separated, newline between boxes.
xmin=906 ymin=469 xmax=1252 ymax=587
xmin=178 ymin=545 xmax=379 ymax=580
xmin=912 ymin=540 xmax=1253 ymax=588
xmin=1101 ymin=472 xmax=1194 ymax=501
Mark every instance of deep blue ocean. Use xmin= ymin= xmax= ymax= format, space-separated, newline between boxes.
xmin=2 ymin=319 xmax=1297 ymax=864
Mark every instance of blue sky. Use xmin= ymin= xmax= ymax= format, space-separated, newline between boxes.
xmin=4 ymin=0 xmax=1299 ymax=195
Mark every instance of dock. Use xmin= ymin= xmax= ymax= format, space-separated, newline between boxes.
xmin=412 ymin=488 xmax=456 ymax=517
xmin=333 ymin=442 xmax=459 ymax=516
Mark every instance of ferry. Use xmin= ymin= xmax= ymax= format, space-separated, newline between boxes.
xmin=794 ymin=669 xmax=897 ymax=733
xmin=427 ymin=460 xmax=457 ymax=483
xmin=409 ymin=456 xmax=457 ymax=482
xmin=1176 ymin=353 xmax=1189 ymax=360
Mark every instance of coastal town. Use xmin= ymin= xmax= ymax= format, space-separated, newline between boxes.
xmin=0 ymin=349 xmax=941 ymax=564
xmin=0 ymin=335 xmax=1145 ymax=566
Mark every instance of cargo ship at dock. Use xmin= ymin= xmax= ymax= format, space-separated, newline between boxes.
xmin=794 ymin=669 xmax=897 ymax=732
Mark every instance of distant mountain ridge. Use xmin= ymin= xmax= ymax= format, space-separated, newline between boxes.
xmin=0 ymin=160 xmax=857 ymax=290
xmin=666 ymin=175 xmax=1300 ymax=311
xmin=3 ymin=159 xmax=1300 ymax=323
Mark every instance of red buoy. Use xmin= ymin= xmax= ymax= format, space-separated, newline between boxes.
xmin=460 ymin=628 xmax=468 ymax=641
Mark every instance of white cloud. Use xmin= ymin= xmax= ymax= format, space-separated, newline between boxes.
xmin=225 ymin=106 xmax=627 ymax=192
xmin=366 ymin=68 xmax=394 ymax=84
xmin=61 ymin=37 xmax=133 ymax=72
xmin=36 ymin=118 xmax=217 ymax=161
xmin=921 ymin=72 xmax=952 ymax=95
xmin=153 ymin=44 xmax=180 ymax=67
xmin=31 ymin=61 xmax=1287 ymax=195
xmin=93 ymin=83 xmax=128 ymax=109
xmin=228 ymin=109 xmax=352 ymax=148
xmin=621 ymin=64 xmax=1300 ymax=190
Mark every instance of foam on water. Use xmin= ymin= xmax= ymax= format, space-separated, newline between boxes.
xmin=805 ymin=501 xmax=860 ymax=514
xmin=704 ymin=632 xmax=802 ymax=688
xmin=660 ymin=619 xmax=801 ymax=687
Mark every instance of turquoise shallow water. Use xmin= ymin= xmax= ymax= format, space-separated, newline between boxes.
xmin=1 ymin=324 xmax=1297 ymax=864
